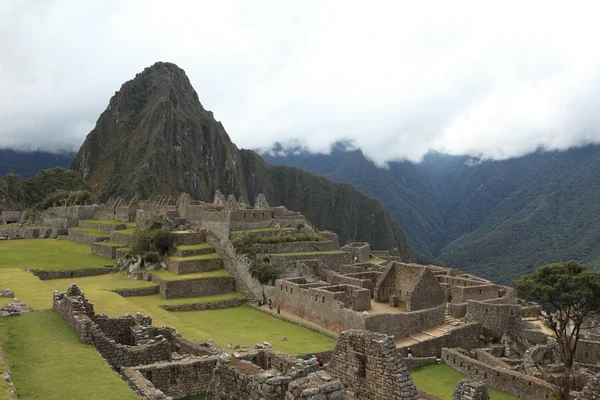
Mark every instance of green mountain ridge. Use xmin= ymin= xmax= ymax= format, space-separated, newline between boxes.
xmin=263 ymin=145 xmax=600 ymax=283
xmin=69 ymin=62 xmax=419 ymax=261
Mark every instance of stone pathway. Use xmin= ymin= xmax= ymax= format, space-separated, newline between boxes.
xmin=395 ymin=315 xmax=468 ymax=348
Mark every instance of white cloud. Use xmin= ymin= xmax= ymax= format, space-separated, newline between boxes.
xmin=1 ymin=0 xmax=599 ymax=164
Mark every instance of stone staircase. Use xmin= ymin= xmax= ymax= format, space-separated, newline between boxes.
xmin=395 ymin=315 xmax=467 ymax=348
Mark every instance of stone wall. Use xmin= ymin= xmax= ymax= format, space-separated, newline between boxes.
xmin=576 ymin=339 xmax=600 ymax=365
xmin=42 ymin=217 xmax=78 ymax=229
xmin=165 ymin=256 xmax=223 ymax=275
xmin=273 ymin=278 xmax=367 ymax=333
xmin=465 ymin=300 xmax=523 ymax=339
xmin=45 ymin=205 xmax=99 ymax=220
xmin=577 ymin=373 xmax=600 ymax=400
xmin=29 ymin=267 xmax=112 ymax=280
xmin=160 ymin=297 xmax=244 ymax=311
xmin=53 ymin=285 xmax=173 ymax=370
xmin=0 ymin=226 xmax=44 ymax=239
xmin=397 ymin=323 xmax=483 ymax=358
xmin=92 ymin=242 xmax=125 ymax=259
xmin=269 ymin=252 xmax=352 ymax=271
xmin=404 ymin=356 xmax=439 ymax=370
xmin=254 ymin=241 xmax=339 ymax=254
xmin=110 ymin=230 xmax=135 ymax=246
xmin=121 ymin=368 xmax=171 ymax=400
xmin=340 ymin=242 xmax=371 ymax=263
xmin=112 ymin=286 xmax=160 ymax=297
xmin=327 ymin=330 xmax=419 ymax=400
xmin=133 ymin=356 xmax=219 ymax=399
xmin=364 ymin=305 xmax=445 ymax=339
xmin=67 ymin=228 xmax=109 ymax=244
xmin=151 ymin=275 xmax=235 ymax=299
xmin=452 ymin=379 xmax=490 ymax=400
xmin=374 ymin=263 xmax=445 ymax=311
xmin=442 ymin=348 xmax=555 ymax=400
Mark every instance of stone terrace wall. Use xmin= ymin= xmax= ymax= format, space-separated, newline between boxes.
xmin=465 ymin=300 xmax=523 ymax=339
xmin=29 ymin=267 xmax=111 ymax=280
xmin=67 ymin=228 xmax=108 ymax=244
xmin=442 ymin=348 xmax=555 ymax=400
xmin=327 ymin=330 xmax=419 ymax=400
xmin=150 ymin=275 xmax=235 ymax=299
xmin=121 ymin=368 xmax=172 ymax=400
xmin=364 ymin=305 xmax=445 ymax=340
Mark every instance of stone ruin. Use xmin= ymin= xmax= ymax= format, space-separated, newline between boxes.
xmin=452 ymin=379 xmax=490 ymax=400
xmin=52 ymin=284 xmax=431 ymax=399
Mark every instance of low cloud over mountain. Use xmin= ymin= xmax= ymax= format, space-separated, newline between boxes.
xmin=2 ymin=1 xmax=600 ymax=164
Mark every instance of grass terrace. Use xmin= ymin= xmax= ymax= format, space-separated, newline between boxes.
xmin=269 ymin=250 xmax=344 ymax=256
xmin=117 ymin=228 xmax=136 ymax=235
xmin=366 ymin=256 xmax=385 ymax=264
xmin=411 ymin=364 xmax=519 ymax=400
xmin=68 ymin=227 xmax=108 ymax=237
xmin=176 ymin=243 xmax=214 ymax=251
xmin=168 ymin=253 xmax=221 ymax=261
xmin=0 ymin=311 xmax=138 ymax=400
xmin=0 ymin=239 xmax=109 ymax=271
xmin=150 ymin=269 xmax=231 ymax=281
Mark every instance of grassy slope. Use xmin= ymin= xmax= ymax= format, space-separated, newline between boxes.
xmin=0 ymin=311 xmax=138 ymax=400
xmin=410 ymin=364 xmax=519 ymax=400
xmin=150 ymin=269 xmax=231 ymax=281
xmin=0 ymin=240 xmax=109 ymax=270
xmin=0 ymin=328 xmax=12 ymax=400
xmin=0 ymin=241 xmax=335 ymax=355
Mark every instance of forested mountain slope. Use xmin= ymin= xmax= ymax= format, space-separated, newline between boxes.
xmin=263 ymin=144 xmax=600 ymax=283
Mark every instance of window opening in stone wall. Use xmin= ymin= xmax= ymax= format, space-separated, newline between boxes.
xmin=322 ymin=296 xmax=325 ymax=303
xmin=460 ymin=361 xmax=463 ymax=367
xmin=585 ymin=352 xmax=589 ymax=357
xmin=510 ymin=309 xmax=514 ymax=315
xmin=243 ymin=213 xmax=247 ymax=218
xmin=315 ymin=295 xmax=318 ymax=301
xmin=479 ymin=289 xmax=482 ymax=294
xmin=286 ymin=287 xmax=288 ymax=292
xmin=357 ymin=358 xmax=366 ymax=378
xmin=475 ymin=369 xmax=478 ymax=375
xmin=290 ymin=288 xmax=293 ymax=294
xmin=262 ymin=212 xmax=265 ymax=217
xmin=484 ymin=372 xmax=487 ymax=378
xmin=281 ymin=285 xmax=283 ymax=290
xmin=512 ymin=376 xmax=515 ymax=381
xmin=485 ymin=308 xmax=488 ymax=314
xmin=467 ymin=366 xmax=470 ymax=371
xmin=253 ymin=213 xmax=256 ymax=218
xmin=528 ymin=382 xmax=532 ymax=386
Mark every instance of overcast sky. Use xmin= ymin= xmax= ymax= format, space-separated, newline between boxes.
xmin=1 ymin=0 xmax=600 ymax=165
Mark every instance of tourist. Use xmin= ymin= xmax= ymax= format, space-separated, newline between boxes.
xmin=277 ymin=305 xmax=280 ymax=314
xmin=362 ymin=310 xmax=368 ymax=316
xmin=407 ymin=348 xmax=413 ymax=358
xmin=268 ymin=298 xmax=272 ymax=309
xmin=317 ymin=353 xmax=323 ymax=367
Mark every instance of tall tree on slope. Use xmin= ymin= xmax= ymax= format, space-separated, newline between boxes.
xmin=514 ymin=261 xmax=600 ymax=400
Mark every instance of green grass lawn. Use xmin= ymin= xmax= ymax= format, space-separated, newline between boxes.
xmin=116 ymin=228 xmax=136 ymax=235
xmin=0 ymin=311 xmax=138 ymax=400
xmin=0 ymin=328 xmax=13 ymax=400
xmin=366 ymin=256 xmax=385 ymax=264
xmin=168 ymin=253 xmax=221 ymax=261
xmin=270 ymin=250 xmax=344 ymax=256
xmin=151 ymin=269 xmax=231 ymax=281
xmin=0 ymin=240 xmax=110 ymax=271
xmin=410 ymin=364 xmax=520 ymax=400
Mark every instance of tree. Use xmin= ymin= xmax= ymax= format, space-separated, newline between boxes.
xmin=514 ymin=261 xmax=600 ymax=399
xmin=249 ymin=257 xmax=278 ymax=302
